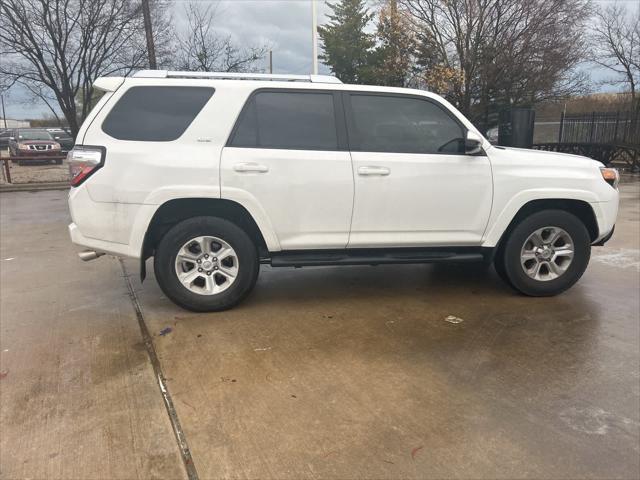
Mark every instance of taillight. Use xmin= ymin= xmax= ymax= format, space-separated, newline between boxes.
xmin=68 ymin=146 xmax=105 ymax=187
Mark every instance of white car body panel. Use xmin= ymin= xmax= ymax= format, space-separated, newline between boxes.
xmin=482 ymin=146 xmax=618 ymax=246
xmin=221 ymin=147 xmax=353 ymax=250
xmin=68 ymin=74 xmax=619 ymax=262
xmin=348 ymin=151 xmax=492 ymax=247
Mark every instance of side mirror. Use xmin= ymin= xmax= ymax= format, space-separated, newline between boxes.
xmin=465 ymin=131 xmax=484 ymax=155
xmin=54 ymin=136 xmax=60 ymax=140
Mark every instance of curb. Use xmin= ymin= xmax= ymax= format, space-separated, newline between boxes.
xmin=0 ymin=182 xmax=69 ymax=193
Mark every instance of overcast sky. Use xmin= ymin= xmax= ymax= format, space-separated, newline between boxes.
xmin=2 ymin=0 xmax=639 ymax=120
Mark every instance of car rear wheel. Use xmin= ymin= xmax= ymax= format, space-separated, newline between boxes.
xmin=497 ymin=209 xmax=591 ymax=296
xmin=154 ymin=216 xmax=260 ymax=311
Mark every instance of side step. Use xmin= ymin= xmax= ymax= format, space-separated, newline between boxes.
xmin=268 ymin=248 xmax=487 ymax=268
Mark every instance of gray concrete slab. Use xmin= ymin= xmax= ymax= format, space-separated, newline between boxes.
xmin=0 ymin=191 xmax=185 ymax=479
xmin=1 ymin=184 xmax=638 ymax=479
xmin=130 ymin=184 xmax=640 ymax=479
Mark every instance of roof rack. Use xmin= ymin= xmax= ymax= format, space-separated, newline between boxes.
xmin=132 ymin=70 xmax=343 ymax=84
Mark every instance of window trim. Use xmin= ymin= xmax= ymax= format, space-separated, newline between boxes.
xmin=342 ymin=91 xmax=469 ymax=155
xmin=101 ymin=85 xmax=215 ymax=142
xmin=226 ymin=88 xmax=348 ymax=151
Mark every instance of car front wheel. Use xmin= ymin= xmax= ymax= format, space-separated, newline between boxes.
xmin=498 ymin=209 xmax=591 ymax=296
xmin=154 ymin=216 xmax=260 ymax=311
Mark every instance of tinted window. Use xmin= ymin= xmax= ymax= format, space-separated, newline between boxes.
xmin=230 ymin=91 xmax=338 ymax=150
xmin=102 ymin=86 xmax=214 ymax=141
xmin=349 ymin=95 xmax=465 ymax=154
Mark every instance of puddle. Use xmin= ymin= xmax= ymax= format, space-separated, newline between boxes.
xmin=592 ymin=248 xmax=640 ymax=271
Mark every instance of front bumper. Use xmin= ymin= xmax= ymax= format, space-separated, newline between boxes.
xmin=590 ymin=196 xmax=619 ymax=244
xmin=13 ymin=149 xmax=61 ymax=157
xmin=593 ymin=225 xmax=615 ymax=246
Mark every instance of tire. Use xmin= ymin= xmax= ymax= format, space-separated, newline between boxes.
xmin=154 ymin=216 xmax=260 ymax=312
xmin=497 ymin=209 xmax=591 ymax=296
xmin=55 ymin=159 xmax=63 ymax=165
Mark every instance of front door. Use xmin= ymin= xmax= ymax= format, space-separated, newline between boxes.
xmin=345 ymin=93 xmax=492 ymax=248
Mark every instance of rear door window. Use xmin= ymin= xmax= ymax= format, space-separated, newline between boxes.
xmin=229 ymin=91 xmax=338 ymax=150
xmin=102 ymin=86 xmax=214 ymax=141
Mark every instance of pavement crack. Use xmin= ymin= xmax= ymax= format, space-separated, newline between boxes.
xmin=119 ymin=258 xmax=200 ymax=480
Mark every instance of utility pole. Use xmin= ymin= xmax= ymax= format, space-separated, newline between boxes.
xmin=1 ymin=94 xmax=7 ymax=129
xmin=141 ymin=0 xmax=157 ymax=69
xmin=269 ymin=50 xmax=273 ymax=74
xmin=311 ymin=0 xmax=318 ymax=75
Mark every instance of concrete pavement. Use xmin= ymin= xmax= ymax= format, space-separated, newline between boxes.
xmin=1 ymin=184 xmax=639 ymax=479
xmin=0 ymin=191 xmax=185 ymax=479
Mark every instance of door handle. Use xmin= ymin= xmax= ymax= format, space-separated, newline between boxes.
xmin=233 ymin=162 xmax=269 ymax=173
xmin=358 ymin=166 xmax=390 ymax=176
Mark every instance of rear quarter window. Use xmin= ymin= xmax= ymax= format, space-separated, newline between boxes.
xmin=102 ymin=86 xmax=214 ymax=141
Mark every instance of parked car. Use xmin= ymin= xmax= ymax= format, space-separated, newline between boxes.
xmin=67 ymin=70 xmax=619 ymax=311
xmin=9 ymin=129 xmax=63 ymax=164
xmin=46 ymin=128 xmax=75 ymax=152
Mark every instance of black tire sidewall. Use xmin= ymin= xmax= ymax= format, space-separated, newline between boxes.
xmin=503 ymin=210 xmax=591 ymax=296
xmin=154 ymin=216 xmax=259 ymax=312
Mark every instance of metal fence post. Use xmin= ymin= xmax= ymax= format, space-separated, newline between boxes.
xmin=589 ymin=111 xmax=596 ymax=143
xmin=558 ymin=111 xmax=565 ymax=143
xmin=2 ymin=159 xmax=11 ymax=184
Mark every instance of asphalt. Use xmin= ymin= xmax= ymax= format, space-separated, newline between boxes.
xmin=1 ymin=184 xmax=638 ymax=479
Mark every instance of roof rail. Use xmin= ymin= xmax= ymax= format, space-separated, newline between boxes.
xmin=132 ymin=70 xmax=343 ymax=84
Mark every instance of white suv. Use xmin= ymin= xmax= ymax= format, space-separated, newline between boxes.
xmin=67 ymin=70 xmax=619 ymax=311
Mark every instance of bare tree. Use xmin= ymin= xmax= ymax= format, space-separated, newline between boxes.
xmin=400 ymin=0 xmax=591 ymax=125
xmin=592 ymin=2 xmax=640 ymax=109
xmin=0 ymin=0 xmax=152 ymax=136
xmin=177 ymin=2 xmax=267 ymax=73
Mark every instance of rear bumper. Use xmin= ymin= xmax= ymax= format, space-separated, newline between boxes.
xmin=67 ymin=186 xmax=156 ymax=260
xmin=68 ymin=223 xmax=137 ymax=258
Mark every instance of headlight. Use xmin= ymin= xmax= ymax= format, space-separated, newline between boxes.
xmin=51 ymin=143 xmax=61 ymax=149
xmin=18 ymin=144 xmax=29 ymax=150
xmin=600 ymin=167 xmax=619 ymax=189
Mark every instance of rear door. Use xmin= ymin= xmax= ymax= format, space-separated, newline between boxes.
xmin=221 ymin=89 xmax=353 ymax=250
xmin=345 ymin=92 xmax=492 ymax=247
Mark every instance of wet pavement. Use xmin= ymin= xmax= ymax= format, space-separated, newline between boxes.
xmin=1 ymin=183 xmax=639 ymax=479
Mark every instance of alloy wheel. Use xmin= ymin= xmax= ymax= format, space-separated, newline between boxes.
xmin=174 ymin=236 xmax=239 ymax=295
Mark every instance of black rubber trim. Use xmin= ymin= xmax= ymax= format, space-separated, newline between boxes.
xmin=267 ymin=247 xmax=488 ymax=267
xmin=593 ymin=225 xmax=615 ymax=246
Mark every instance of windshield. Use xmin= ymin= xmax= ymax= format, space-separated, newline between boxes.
xmin=18 ymin=130 xmax=53 ymax=141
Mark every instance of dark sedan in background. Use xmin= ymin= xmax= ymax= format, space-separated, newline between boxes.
xmin=46 ymin=128 xmax=75 ymax=152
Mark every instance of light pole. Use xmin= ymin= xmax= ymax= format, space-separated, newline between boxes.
xmin=311 ymin=0 xmax=318 ymax=75
xmin=141 ymin=0 xmax=157 ymax=69
xmin=1 ymin=94 xmax=6 ymax=129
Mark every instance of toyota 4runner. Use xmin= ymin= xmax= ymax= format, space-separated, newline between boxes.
xmin=67 ymin=70 xmax=619 ymax=311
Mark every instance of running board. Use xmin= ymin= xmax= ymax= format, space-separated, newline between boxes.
xmin=268 ymin=248 xmax=487 ymax=268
